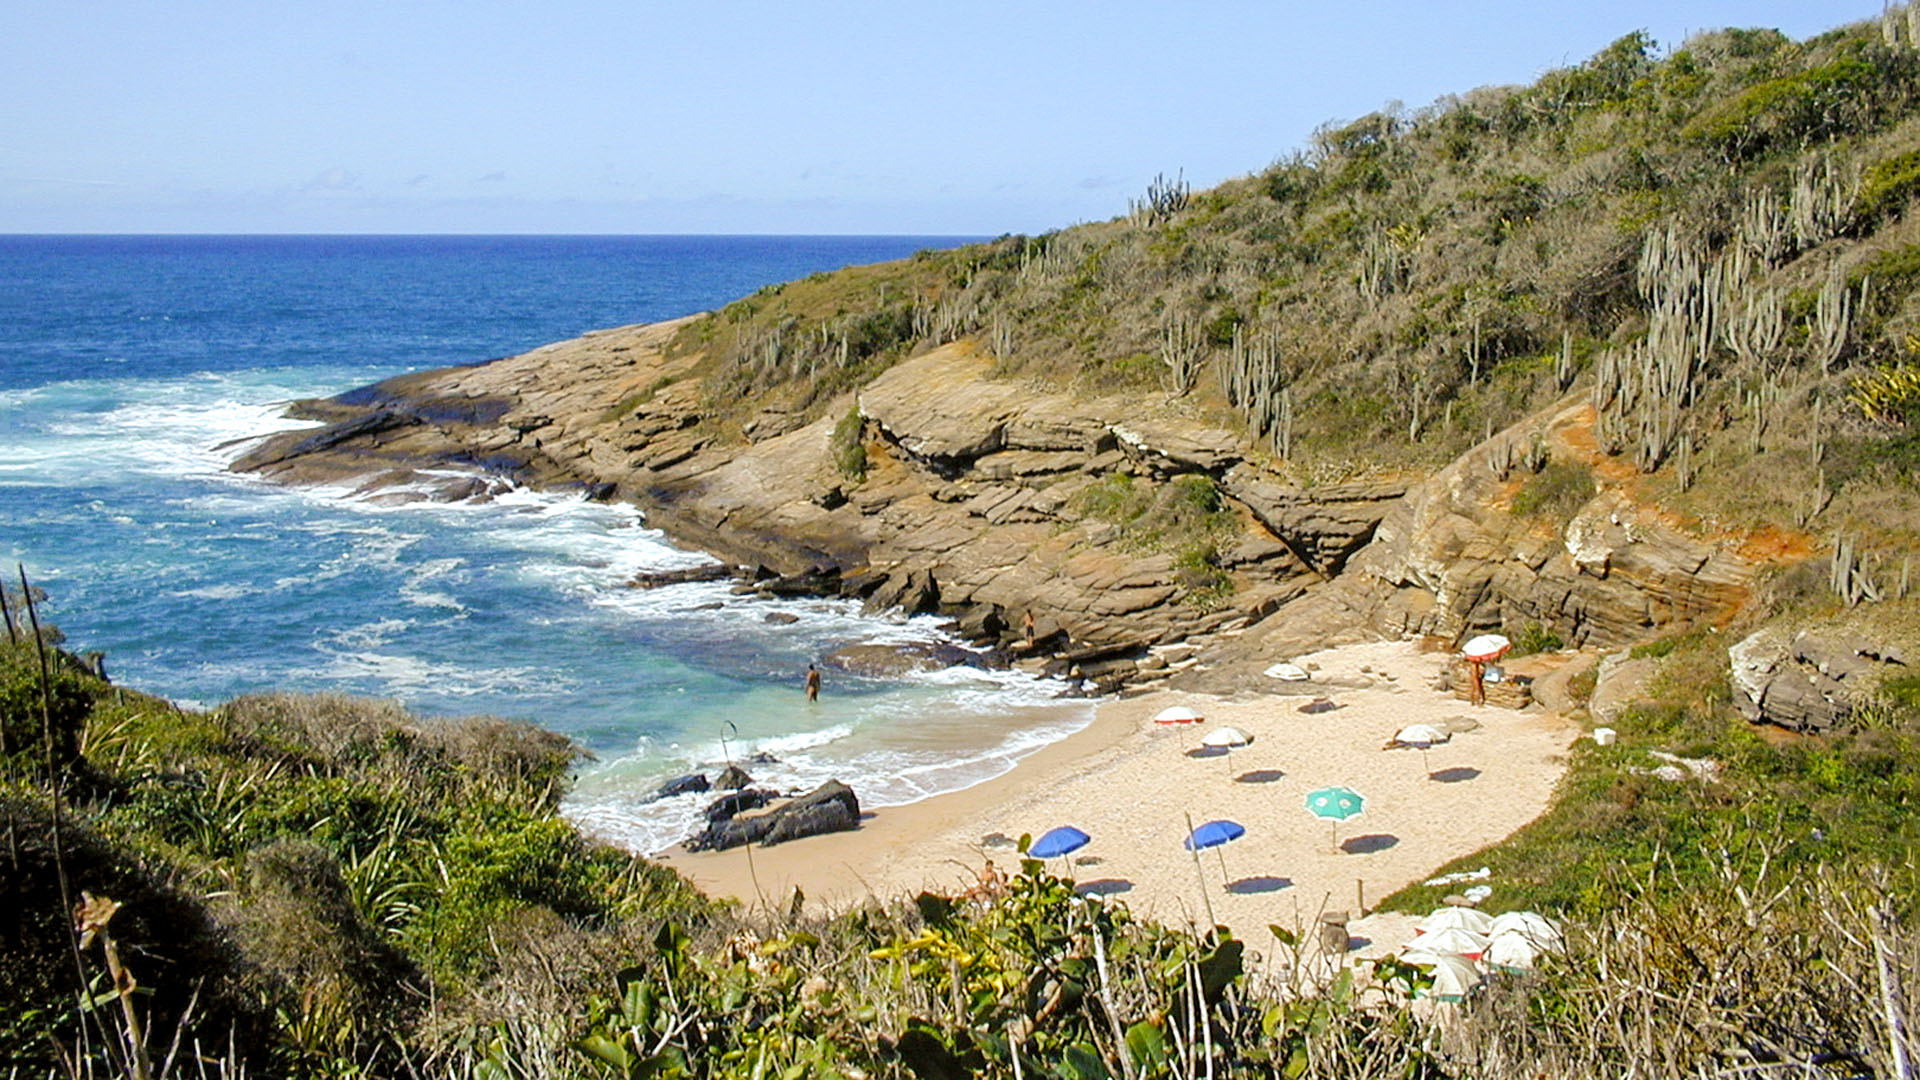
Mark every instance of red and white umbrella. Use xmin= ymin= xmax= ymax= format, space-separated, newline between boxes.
xmin=1461 ymin=634 xmax=1512 ymax=663
xmin=1154 ymin=705 xmax=1205 ymax=725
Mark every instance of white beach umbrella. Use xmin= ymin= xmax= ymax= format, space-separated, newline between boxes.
xmin=1153 ymin=705 xmax=1205 ymax=726
xmin=1264 ymin=661 xmax=1310 ymax=681
xmin=1391 ymin=722 xmax=1452 ymax=778
xmin=1461 ymin=634 xmax=1512 ymax=662
xmin=1393 ymin=723 xmax=1450 ymax=747
xmin=1413 ymin=926 xmax=1490 ymax=958
xmin=1419 ymin=906 xmax=1494 ymax=936
xmin=1422 ymin=954 xmax=1483 ymax=1002
xmin=1489 ymin=911 xmax=1562 ymax=948
xmin=1485 ymin=930 xmax=1546 ymax=972
xmin=1201 ymin=726 xmax=1252 ymax=748
xmin=1199 ymin=725 xmax=1253 ymax=775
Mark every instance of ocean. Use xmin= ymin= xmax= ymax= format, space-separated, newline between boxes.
xmin=0 ymin=234 xmax=1094 ymax=853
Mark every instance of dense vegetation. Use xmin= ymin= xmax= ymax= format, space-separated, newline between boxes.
xmin=671 ymin=13 xmax=1920 ymax=564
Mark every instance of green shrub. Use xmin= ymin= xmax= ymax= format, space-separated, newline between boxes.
xmin=830 ymin=408 xmax=867 ymax=483
xmin=0 ymin=642 xmax=97 ymax=777
xmin=1509 ymin=621 xmax=1565 ymax=656
xmin=1858 ymin=149 xmax=1920 ymax=222
xmin=1511 ymin=460 xmax=1596 ymax=520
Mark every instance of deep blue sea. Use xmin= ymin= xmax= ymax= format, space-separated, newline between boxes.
xmin=0 ymin=235 xmax=1091 ymax=852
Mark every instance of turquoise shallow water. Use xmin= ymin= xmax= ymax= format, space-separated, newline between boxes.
xmin=1 ymin=235 xmax=1094 ymax=853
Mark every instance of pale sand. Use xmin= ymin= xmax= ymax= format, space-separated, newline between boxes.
xmin=659 ymin=640 xmax=1578 ymax=956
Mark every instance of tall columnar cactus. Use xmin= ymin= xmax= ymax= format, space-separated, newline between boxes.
xmin=1812 ymin=266 xmax=1857 ymax=374
xmin=1736 ymin=186 xmax=1791 ymax=267
xmin=1160 ymin=314 xmax=1202 ymax=397
xmin=1128 ymin=170 xmax=1190 ymax=228
xmin=1790 ymin=153 xmax=1859 ymax=249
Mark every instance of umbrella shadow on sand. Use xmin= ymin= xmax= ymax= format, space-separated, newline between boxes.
xmin=1225 ymin=875 xmax=1292 ymax=895
xmin=1185 ymin=746 xmax=1229 ymax=759
xmin=1236 ymin=769 xmax=1286 ymax=784
xmin=1075 ymin=878 xmax=1134 ymax=897
xmin=1339 ymin=833 xmax=1400 ymax=855
xmin=1429 ymin=766 xmax=1482 ymax=784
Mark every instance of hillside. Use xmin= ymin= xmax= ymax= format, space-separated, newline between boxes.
xmin=239 ymin=16 xmax=1920 ymax=695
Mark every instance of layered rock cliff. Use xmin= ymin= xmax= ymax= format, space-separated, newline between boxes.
xmin=234 ymin=312 xmax=1811 ymax=691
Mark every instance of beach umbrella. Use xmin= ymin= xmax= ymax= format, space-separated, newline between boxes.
xmin=1419 ymin=906 xmax=1494 ymax=935
xmin=1461 ymin=634 xmax=1512 ymax=663
xmin=1421 ymin=955 xmax=1483 ymax=1003
xmin=1390 ymin=722 xmax=1451 ymax=778
xmin=1264 ymin=661 xmax=1310 ymax=682
xmin=1489 ymin=911 xmax=1562 ymax=949
xmin=1304 ymin=785 xmax=1365 ymax=851
xmin=1028 ymin=825 xmax=1091 ymax=881
xmin=1414 ymin=926 xmax=1489 ymax=959
xmin=1199 ymin=725 xmax=1253 ymax=775
xmin=1485 ymin=930 xmax=1546 ymax=973
xmin=1029 ymin=826 xmax=1090 ymax=860
xmin=1200 ymin=726 xmax=1252 ymax=748
xmin=1184 ymin=819 xmax=1246 ymax=890
xmin=1154 ymin=705 xmax=1205 ymax=726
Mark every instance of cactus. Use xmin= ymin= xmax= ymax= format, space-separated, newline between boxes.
xmin=1160 ymin=314 xmax=1202 ymax=396
xmin=1789 ymin=153 xmax=1858 ymax=248
xmin=1128 ymin=170 xmax=1190 ymax=228
xmin=1830 ymin=533 xmax=1883 ymax=605
xmin=1812 ymin=265 xmax=1855 ymax=374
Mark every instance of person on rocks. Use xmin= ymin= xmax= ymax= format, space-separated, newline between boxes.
xmin=1022 ymin=608 xmax=1036 ymax=644
xmin=805 ymin=663 xmax=821 ymax=703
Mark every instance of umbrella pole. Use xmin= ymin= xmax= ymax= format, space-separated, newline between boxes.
xmin=1330 ymin=820 xmax=1338 ymax=854
xmin=1422 ymin=746 xmax=1431 ymax=780
xmin=1216 ymin=846 xmax=1230 ymax=889
xmin=1185 ymin=812 xmax=1218 ymax=931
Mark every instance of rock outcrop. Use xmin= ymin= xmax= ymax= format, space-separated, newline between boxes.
xmin=1729 ymin=626 xmax=1910 ymax=733
xmin=684 ymin=780 xmax=862 ymax=852
xmin=233 ymin=318 xmax=1809 ymax=688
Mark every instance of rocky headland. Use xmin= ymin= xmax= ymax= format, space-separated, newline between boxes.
xmin=233 ymin=313 xmax=1803 ymax=694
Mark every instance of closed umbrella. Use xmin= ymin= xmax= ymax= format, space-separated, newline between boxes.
xmin=1304 ymin=785 xmax=1365 ymax=851
xmin=1419 ymin=906 xmax=1493 ymax=935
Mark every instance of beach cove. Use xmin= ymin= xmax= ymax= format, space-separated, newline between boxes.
xmin=661 ymin=640 xmax=1582 ymax=953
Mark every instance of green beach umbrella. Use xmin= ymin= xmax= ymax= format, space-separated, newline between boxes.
xmin=1304 ymin=785 xmax=1365 ymax=851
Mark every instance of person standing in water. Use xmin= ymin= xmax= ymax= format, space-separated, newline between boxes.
xmin=805 ymin=663 xmax=821 ymax=703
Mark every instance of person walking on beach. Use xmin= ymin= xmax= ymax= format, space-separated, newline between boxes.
xmin=805 ymin=663 xmax=821 ymax=703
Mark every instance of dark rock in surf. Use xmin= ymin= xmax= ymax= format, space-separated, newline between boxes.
xmin=684 ymin=780 xmax=860 ymax=851
xmin=649 ymin=773 xmax=709 ymax=801
xmin=714 ymin=764 xmax=754 ymax=790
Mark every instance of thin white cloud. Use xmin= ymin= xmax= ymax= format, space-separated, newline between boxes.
xmin=473 ymin=171 xmax=507 ymax=183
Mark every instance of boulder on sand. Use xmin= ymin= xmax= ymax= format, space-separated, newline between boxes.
xmin=684 ymin=780 xmax=861 ymax=852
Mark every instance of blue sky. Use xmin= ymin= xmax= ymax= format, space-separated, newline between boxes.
xmin=0 ymin=2 xmax=1871 ymax=235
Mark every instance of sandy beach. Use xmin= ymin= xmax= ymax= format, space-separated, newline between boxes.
xmin=660 ymin=640 xmax=1580 ymax=956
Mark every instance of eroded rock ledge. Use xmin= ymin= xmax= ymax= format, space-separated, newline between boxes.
xmin=233 ymin=318 xmax=1798 ymax=691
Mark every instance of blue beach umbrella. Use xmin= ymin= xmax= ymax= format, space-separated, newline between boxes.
xmin=1184 ymin=818 xmax=1247 ymax=900
xmin=1305 ymin=786 xmax=1366 ymax=851
xmin=1184 ymin=820 xmax=1247 ymax=851
xmin=1030 ymin=826 xmax=1091 ymax=860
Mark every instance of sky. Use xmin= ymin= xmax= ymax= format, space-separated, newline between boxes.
xmin=0 ymin=2 xmax=1876 ymax=235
